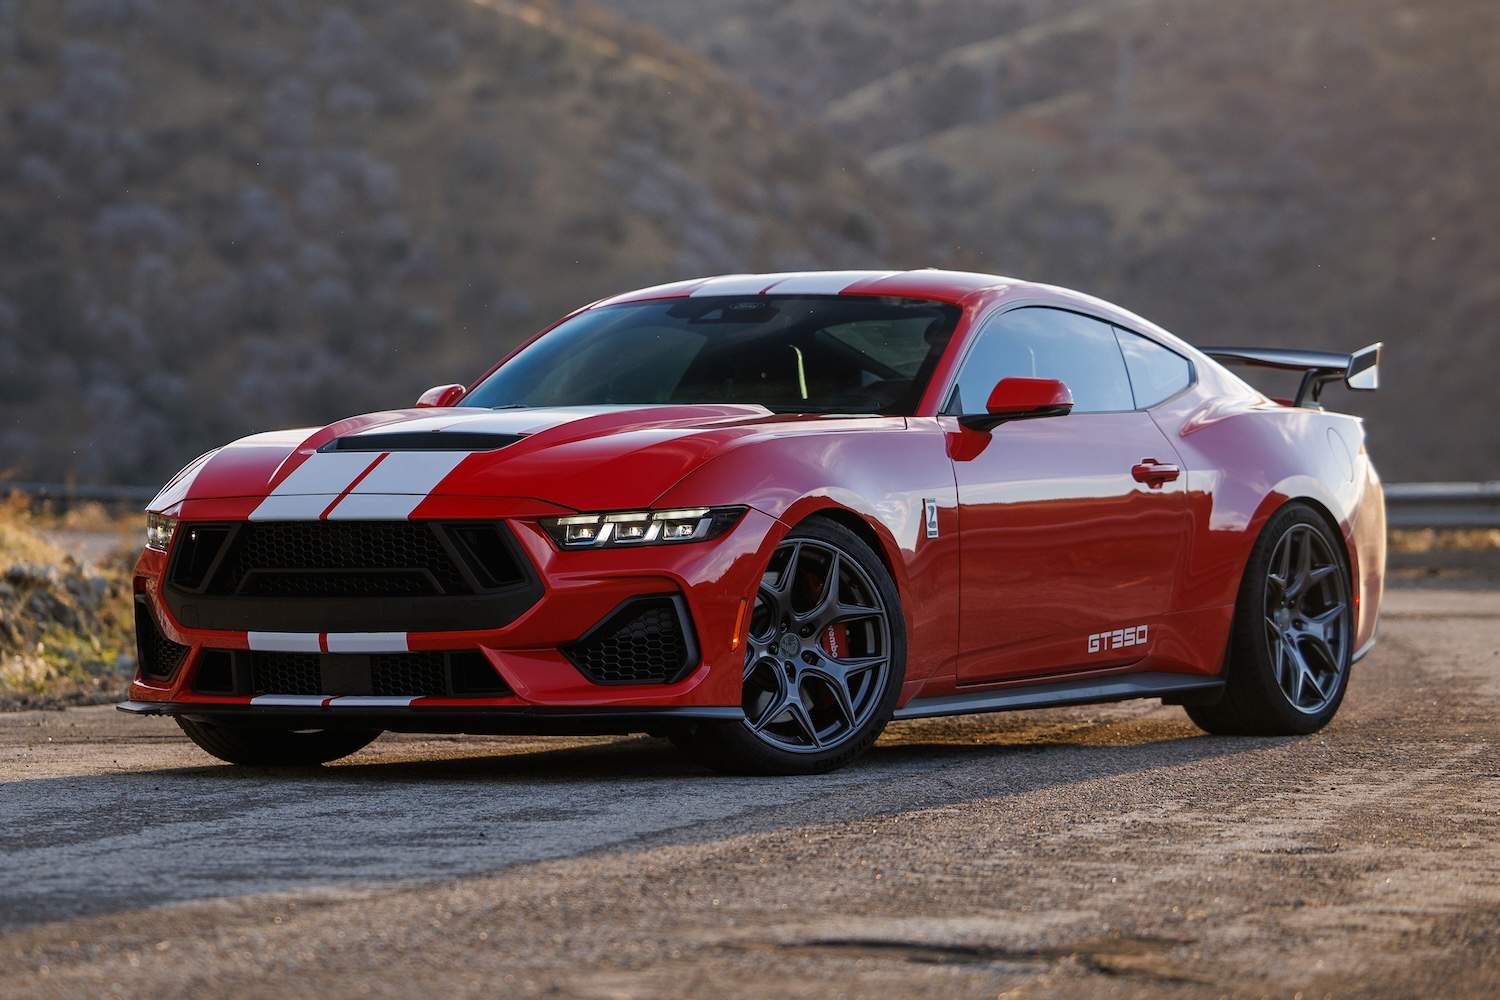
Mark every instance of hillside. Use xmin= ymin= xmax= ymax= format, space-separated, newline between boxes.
xmin=0 ymin=0 xmax=936 ymax=487
xmin=595 ymin=0 xmax=1500 ymax=482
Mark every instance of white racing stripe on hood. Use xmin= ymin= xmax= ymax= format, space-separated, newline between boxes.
xmin=249 ymin=451 xmax=381 ymax=519
xmin=323 ymin=450 xmax=470 ymax=519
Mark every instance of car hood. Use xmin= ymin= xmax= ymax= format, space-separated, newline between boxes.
xmin=151 ymin=404 xmax=819 ymax=515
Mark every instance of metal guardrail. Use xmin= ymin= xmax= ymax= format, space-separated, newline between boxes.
xmin=1384 ymin=481 xmax=1500 ymax=530
xmin=2 ymin=481 xmax=158 ymax=509
xmin=3 ymin=480 xmax=1498 ymax=527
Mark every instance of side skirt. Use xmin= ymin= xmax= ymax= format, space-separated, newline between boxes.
xmin=893 ymin=672 xmax=1226 ymax=721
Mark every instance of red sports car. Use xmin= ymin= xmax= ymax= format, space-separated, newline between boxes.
xmin=123 ymin=269 xmax=1385 ymax=774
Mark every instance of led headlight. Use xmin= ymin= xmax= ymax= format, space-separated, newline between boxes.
xmin=145 ymin=512 xmax=178 ymax=552
xmin=541 ymin=506 xmax=747 ymax=549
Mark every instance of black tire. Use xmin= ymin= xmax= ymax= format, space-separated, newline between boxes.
xmin=1187 ymin=502 xmax=1354 ymax=736
xmin=675 ymin=518 xmax=906 ymax=775
xmin=176 ymin=717 xmax=381 ymax=766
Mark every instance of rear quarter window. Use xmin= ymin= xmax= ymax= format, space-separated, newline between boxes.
xmin=1115 ymin=328 xmax=1192 ymax=408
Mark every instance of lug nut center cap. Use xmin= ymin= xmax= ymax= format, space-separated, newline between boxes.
xmin=777 ymin=633 xmax=800 ymax=659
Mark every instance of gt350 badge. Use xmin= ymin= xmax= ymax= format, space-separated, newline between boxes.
xmin=1089 ymin=626 xmax=1148 ymax=653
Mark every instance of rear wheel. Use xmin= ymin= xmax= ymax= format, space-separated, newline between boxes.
xmin=176 ymin=718 xmax=381 ymax=766
xmin=675 ymin=518 xmax=905 ymax=775
xmin=1187 ymin=503 xmax=1353 ymax=736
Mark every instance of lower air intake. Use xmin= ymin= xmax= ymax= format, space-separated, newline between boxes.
xmin=135 ymin=596 xmax=188 ymax=681
xmin=563 ymin=595 xmax=698 ymax=685
xmin=246 ymin=650 xmax=509 ymax=698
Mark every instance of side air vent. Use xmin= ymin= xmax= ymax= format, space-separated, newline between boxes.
xmin=320 ymin=432 xmax=524 ymax=452
xmin=135 ymin=596 xmax=189 ymax=681
xmin=563 ymin=595 xmax=699 ymax=686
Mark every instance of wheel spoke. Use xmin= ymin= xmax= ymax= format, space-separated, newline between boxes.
xmin=1283 ymin=637 xmax=1308 ymax=705
xmin=785 ymin=697 xmax=824 ymax=748
xmin=804 ymin=669 xmax=857 ymax=730
xmin=1286 ymin=529 xmax=1314 ymax=600
xmin=749 ymin=685 xmax=795 ymax=734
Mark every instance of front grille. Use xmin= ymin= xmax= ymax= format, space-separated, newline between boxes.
xmin=215 ymin=522 xmax=472 ymax=597
xmin=563 ymin=595 xmax=698 ymax=685
xmin=245 ymin=650 xmax=510 ymax=698
xmin=162 ymin=520 xmax=542 ymax=633
xmin=253 ymin=650 xmax=324 ymax=695
xmin=370 ymin=652 xmax=446 ymax=697
xmin=135 ymin=596 xmax=189 ymax=681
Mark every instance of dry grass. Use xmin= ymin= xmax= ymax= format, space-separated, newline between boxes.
xmin=1388 ymin=528 xmax=1500 ymax=554
xmin=0 ymin=494 xmax=138 ymax=707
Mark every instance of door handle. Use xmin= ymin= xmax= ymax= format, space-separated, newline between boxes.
xmin=1132 ymin=458 xmax=1181 ymax=488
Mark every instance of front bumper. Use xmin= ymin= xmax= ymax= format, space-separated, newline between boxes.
xmin=127 ymin=503 xmax=781 ymax=718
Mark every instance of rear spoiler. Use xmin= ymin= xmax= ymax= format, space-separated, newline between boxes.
xmin=1200 ymin=342 xmax=1380 ymax=408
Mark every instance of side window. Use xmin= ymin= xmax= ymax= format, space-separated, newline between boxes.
xmin=950 ymin=307 xmax=1133 ymax=414
xmin=1114 ymin=327 xmax=1191 ymax=408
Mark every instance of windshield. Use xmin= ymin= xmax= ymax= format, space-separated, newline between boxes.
xmin=460 ymin=295 xmax=962 ymax=415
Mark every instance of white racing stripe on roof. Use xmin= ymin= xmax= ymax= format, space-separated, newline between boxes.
xmin=688 ymin=274 xmax=779 ymax=296
xmin=324 ymin=632 xmax=409 ymax=654
xmin=764 ymin=270 xmax=899 ymax=294
xmin=249 ymin=632 xmax=324 ymax=652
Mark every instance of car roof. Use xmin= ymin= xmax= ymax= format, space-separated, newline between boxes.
xmin=593 ymin=269 xmax=1010 ymax=306
xmin=589 ymin=269 xmax=1196 ymax=356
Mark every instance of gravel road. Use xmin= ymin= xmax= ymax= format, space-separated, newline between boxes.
xmin=2 ymin=587 xmax=1497 ymax=998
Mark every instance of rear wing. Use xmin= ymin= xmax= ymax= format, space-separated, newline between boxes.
xmin=1200 ymin=342 xmax=1380 ymax=408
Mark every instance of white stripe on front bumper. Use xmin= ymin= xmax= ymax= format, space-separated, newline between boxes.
xmin=250 ymin=694 xmax=327 ymax=707
xmin=248 ymin=632 xmax=323 ymax=652
xmin=325 ymin=633 xmax=409 ymax=653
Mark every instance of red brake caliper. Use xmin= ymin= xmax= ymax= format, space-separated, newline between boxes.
xmin=820 ymin=623 xmax=849 ymax=658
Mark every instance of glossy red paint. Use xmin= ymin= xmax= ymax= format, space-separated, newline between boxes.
xmin=126 ymin=269 xmax=1385 ymax=735
xmin=984 ymin=376 xmax=1075 ymax=416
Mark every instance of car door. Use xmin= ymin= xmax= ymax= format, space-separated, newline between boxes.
xmin=946 ymin=306 xmax=1189 ymax=684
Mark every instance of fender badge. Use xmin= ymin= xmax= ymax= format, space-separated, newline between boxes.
xmin=923 ymin=498 xmax=939 ymax=538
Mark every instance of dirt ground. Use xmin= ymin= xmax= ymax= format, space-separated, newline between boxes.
xmin=1 ymin=587 xmax=1497 ymax=999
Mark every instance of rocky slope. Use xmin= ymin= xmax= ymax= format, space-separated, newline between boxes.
xmin=0 ymin=0 xmax=936 ymax=487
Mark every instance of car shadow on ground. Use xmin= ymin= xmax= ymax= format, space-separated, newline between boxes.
xmin=0 ymin=716 xmax=1296 ymax=930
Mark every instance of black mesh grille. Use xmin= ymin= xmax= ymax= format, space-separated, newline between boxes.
xmin=251 ymin=651 xmax=322 ymax=695
xmin=247 ymin=650 xmax=508 ymax=698
xmin=135 ymin=597 xmax=189 ymax=681
xmin=213 ymin=522 xmax=472 ymax=597
xmin=370 ymin=652 xmax=446 ymax=697
xmin=564 ymin=596 xmax=695 ymax=685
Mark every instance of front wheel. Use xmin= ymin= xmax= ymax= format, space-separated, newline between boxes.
xmin=1187 ymin=503 xmax=1354 ymax=736
xmin=675 ymin=518 xmax=906 ymax=775
xmin=176 ymin=718 xmax=382 ymax=766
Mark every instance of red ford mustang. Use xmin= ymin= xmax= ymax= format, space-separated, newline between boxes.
xmin=123 ymin=269 xmax=1385 ymax=774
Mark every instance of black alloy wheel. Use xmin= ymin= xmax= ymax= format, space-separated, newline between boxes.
xmin=176 ymin=717 xmax=382 ymax=766
xmin=674 ymin=518 xmax=906 ymax=775
xmin=1187 ymin=502 xmax=1354 ymax=736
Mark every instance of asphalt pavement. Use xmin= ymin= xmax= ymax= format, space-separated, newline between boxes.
xmin=1 ymin=586 xmax=1497 ymax=998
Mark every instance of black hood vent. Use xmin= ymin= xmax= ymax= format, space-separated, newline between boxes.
xmin=320 ymin=431 xmax=524 ymax=452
